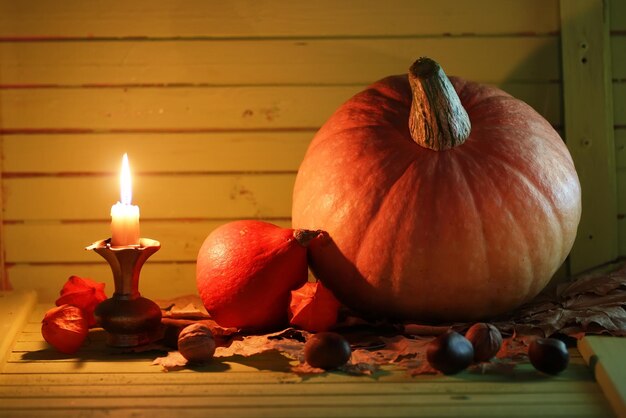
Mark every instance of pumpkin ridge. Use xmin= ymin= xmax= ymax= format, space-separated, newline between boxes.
xmin=450 ymin=151 xmax=491 ymax=288
xmin=490 ymin=140 xmax=571 ymax=255
xmin=486 ymin=153 xmax=567 ymax=296
xmin=352 ymin=149 xmax=418 ymax=293
xmin=455 ymin=148 xmax=535 ymax=312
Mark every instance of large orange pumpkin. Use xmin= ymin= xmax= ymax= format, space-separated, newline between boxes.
xmin=292 ymin=58 xmax=581 ymax=322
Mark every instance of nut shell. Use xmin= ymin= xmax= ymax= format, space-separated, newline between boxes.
xmin=528 ymin=338 xmax=569 ymax=375
xmin=177 ymin=323 xmax=216 ymax=363
xmin=426 ymin=331 xmax=474 ymax=375
xmin=304 ymin=332 xmax=351 ymax=370
xmin=465 ymin=323 xmax=503 ymax=362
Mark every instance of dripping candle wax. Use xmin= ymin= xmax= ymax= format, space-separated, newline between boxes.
xmin=110 ymin=154 xmax=140 ymax=246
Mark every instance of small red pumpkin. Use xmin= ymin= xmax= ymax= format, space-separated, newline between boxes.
xmin=292 ymin=58 xmax=581 ymax=321
xmin=196 ymin=220 xmax=320 ymax=331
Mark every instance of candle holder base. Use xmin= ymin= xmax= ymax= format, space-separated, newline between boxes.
xmin=87 ymin=238 xmax=162 ymax=348
xmin=95 ymin=296 xmax=162 ymax=347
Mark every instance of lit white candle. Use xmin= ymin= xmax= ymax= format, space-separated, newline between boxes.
xmin=110 ymin=153 xmax=140 ymax=246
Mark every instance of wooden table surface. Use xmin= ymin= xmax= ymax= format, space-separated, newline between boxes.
xmin=0 ymin=291 xmax=623 ymax=418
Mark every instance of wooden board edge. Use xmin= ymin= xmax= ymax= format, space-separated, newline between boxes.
xmin=577 ymin=336 xmax=626 ymax=418
xmin=0 ymin=291 xmax=37 ymax=371
xmin=560 ymin=0 xmax=619 ymax=273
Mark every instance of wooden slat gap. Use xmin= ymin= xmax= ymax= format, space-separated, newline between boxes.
xmin=0 ymin=81 xmax=564 ymax=90
xmin=0 ymin=33 xmax=561 ymax=43
xmin=2 ymin=170 xmax=298 ymax=178
xmin=0 ymin=127 xmax=319 ymax=135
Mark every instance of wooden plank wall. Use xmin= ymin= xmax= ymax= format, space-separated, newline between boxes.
xmin=613 ymin=0 xmax=626 ymax=257
xmin=0 ymin=0 xmax=620 ymax=301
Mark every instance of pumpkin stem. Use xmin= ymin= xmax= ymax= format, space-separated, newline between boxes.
xmin=293 ymin=229 xmax=323 ymax=247
xmin=408 ymin=57 xmax=471 ymax=151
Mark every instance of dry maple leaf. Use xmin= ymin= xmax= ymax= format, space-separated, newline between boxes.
xmin=152 ymin=351 xmax=188 ymax=371
xmin=489 ymin=261 xmax=626 ymax=337
xmin=215 ymin=328 xmax=306 ymax=360
xmin=156 ymin=295 xmax=210 ymax=319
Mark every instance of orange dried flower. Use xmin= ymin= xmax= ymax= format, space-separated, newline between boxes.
xmin=289 ymin=281 xmax=340 ymax=332
xmin=41 ymin=304 xmax=88 ymax=354
xmin=55 ymin=276 xmax=107 ymax=327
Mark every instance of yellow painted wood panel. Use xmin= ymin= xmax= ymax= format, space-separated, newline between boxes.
xmin=7 ymin=263 xmax=197 ymax=302
xmin=0 ymin=37 xmax=560 ymax=86
xmin=4 ymin=174 xmax=295 ymax=221
xmin=578 ymin=336 xmax=626 ymax=418
xmin=4 ymin=220 xmax=291 ymax=263
xmin=561 ymin=0 xmax=618 ymax=273
xmin=0 ymin=84 xmax=563 ymax=131
xmin=612 ymin=38 xmax=626 ymax=78
xmin=0 ymin=0 xmax=560 ymax=38
xmin=1 ymin=310 xmax=611 ymax=418
xmin=618 ymin=170 xmax=626 ymax=214
xmin=617 ymin=168 xmax=626 ymax=255
xmin=0 ymin=403 xmax=611 ymax=418
xmin=0 ymin=380 xmax=604 ymax=397
xmin=0 ymin=299 xmax=612 ymax=418
xmin=617 ymin=130 xmax=625 ymax=169
xmin=0 ymin=392 xmax=609 ymax=410
xmin=0 ymin=86 xmax=356 ymax=131
xmin=610 ymin=0 xmax=626 ymax=30
xmin=614 ymin=83 xmax=626 ymax=124
xmin=1 ymin=133 xmax=312 ymax=173
xmin=0 ymin=291 xmax=36 ymax=369
xmin=0 ymin=369 xmax=596 ymax=386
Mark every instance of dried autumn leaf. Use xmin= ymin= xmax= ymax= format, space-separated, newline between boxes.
xmin=152 ymin=351 xmax=188 ymax=371
xmin=55 ymin=276 xmax=107 ymax=327
xmin=289 ymin=281 xmax=341 ymax=332
xmin=156 ymin=295 xmax=210 ymax=319
xmin=215 ymin=329 xmax=307 ymax=360
xmin=490 ymin=262 xmax=626 ymax=338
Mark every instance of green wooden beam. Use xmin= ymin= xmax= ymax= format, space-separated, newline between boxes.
xmin=560 ymin=0 xmax=618 ymax=274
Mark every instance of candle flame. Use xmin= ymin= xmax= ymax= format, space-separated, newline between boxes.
xmin=120 ymin=153 xmax=132 ymax=205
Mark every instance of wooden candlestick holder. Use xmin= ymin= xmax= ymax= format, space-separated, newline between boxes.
xmin=86 ymin=238 xmax=162 ymax=347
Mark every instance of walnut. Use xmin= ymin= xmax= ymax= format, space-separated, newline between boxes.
xmin=465 ymin=323 xmax=502 ymax=362
xmin=177 ymin=323 xmax=216 ymax=363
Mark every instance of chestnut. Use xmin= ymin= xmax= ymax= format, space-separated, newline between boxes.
xmin=304 ymin=332 xmax=351 ymax=370
xmin=177 ymin=323 xmax=216 ymax=363
xmin=528 ymin=337 xmax=569 ymax=375
xmin=426 ymin=331 xmax=474 ymax=375
xmin=465 ymin=323 xmax=502 ymax=362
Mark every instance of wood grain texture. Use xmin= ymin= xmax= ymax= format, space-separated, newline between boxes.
xmin=610 ymin=0 xmax=626 ymax=31
xmin=614 ymin=84 xmax=626 ymax=124
xmin=3 ymin=174 xmax=295 ymax=220
xmin=0 ymin=83 xmax=562 ymax=131
xmin=4 ymin=220 xmax=291 ymax=263
xmin=0 ymin=37 xmax=560 ymax=86
xmin=0 ymin=303 xmax=613 ymax=418
xmin=613 ymin=38 xmax=626 ymax=79
xmin=7 ymin=263 xmax=197 ymax=302
xmin=578 ymin=336 xmax=626 ymax=418
xmin=0 ymin=291 xmax=36 ymax=369
xmin=617 ymin=130 xmax=625 ymax=169
xmin=0 ymin=0 xmax=560 ymax=38
xmin=561 ymin=0 xmax=618 ymax=273
xmin=0 ymin=0 xmax=609 ymax=299
xmin=1 ymin=133 xmax=312 ymax=173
